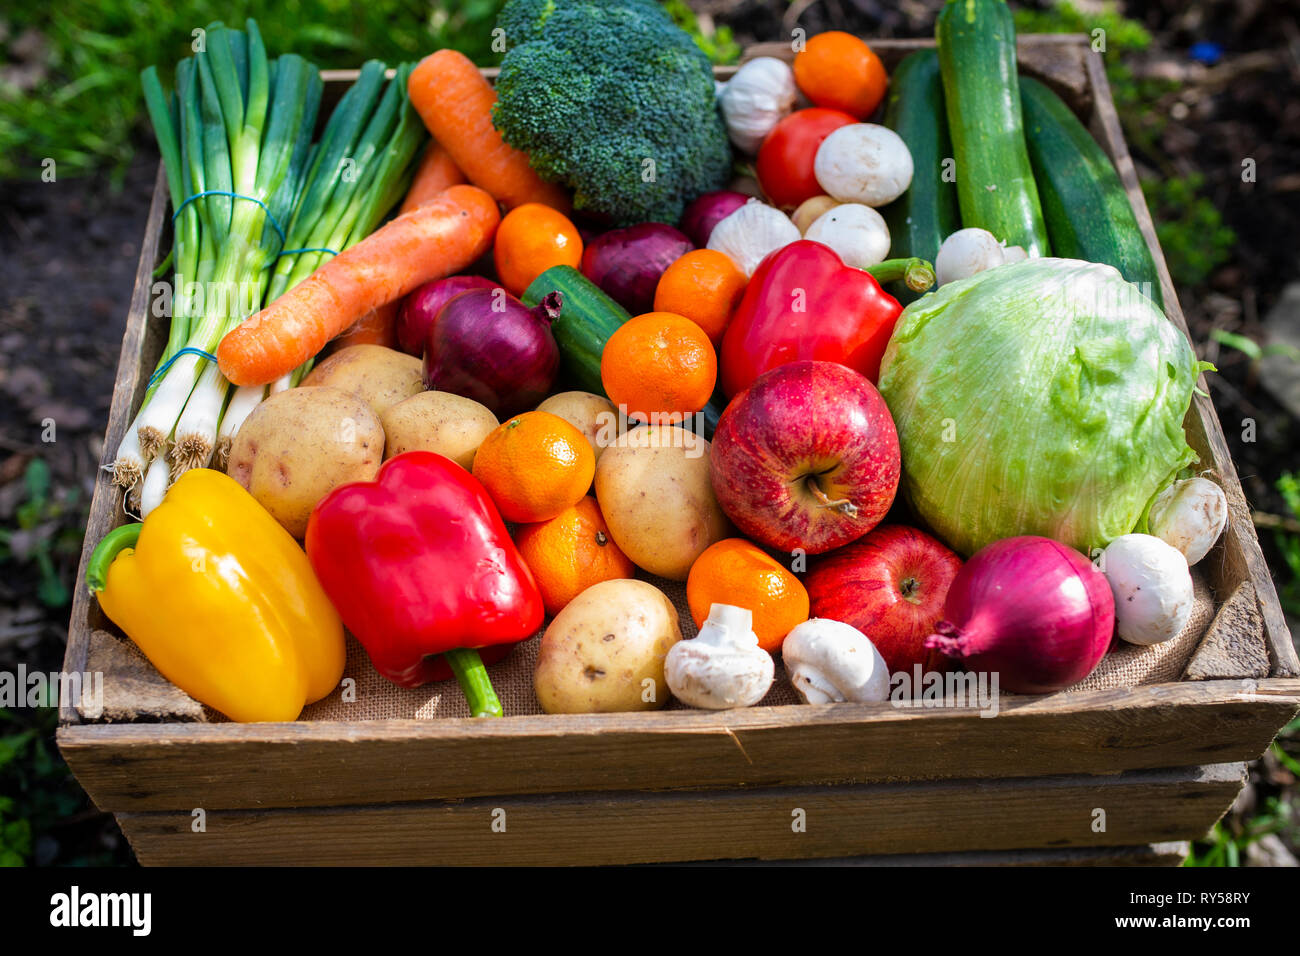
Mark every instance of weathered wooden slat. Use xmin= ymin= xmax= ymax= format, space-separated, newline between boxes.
xmin=60 ymin=163 xmax=171 ymax=725
xmin=57 ymin=679 xmax=1298 ymax=812
xmin=115 ymin=763 xmax=1240 ymax=866
xmin=739 ymin=841 xmax=1192 ymax=867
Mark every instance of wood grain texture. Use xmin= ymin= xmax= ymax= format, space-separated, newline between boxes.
xmin=57 ymin=679 xmax=1299 ymax=812
xmin=745 ymin=841 xmax=1192 ymax=867
xmin=1083 ymin=51 xmax=1298 ymax=678
xmin=115 ymin=763 xmax=1241 ymax=866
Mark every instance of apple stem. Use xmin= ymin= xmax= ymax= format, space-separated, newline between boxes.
xmin=805 ymin=479 xmax=859 ymax=518
xmin=900 ymin=576 xmax=922 ymax=605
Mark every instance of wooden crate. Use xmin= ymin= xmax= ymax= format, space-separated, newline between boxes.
xmin=58 ymin=35 xmax=1299 ymax=866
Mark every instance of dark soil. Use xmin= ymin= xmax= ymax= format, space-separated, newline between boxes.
xmin=0 ymin=159 xmax=156 ymax=866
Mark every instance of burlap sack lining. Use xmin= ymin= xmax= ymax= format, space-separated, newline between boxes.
xmin=278 ymin=566 xmax=1215 ymax=722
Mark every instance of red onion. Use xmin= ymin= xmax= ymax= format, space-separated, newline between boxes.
xmin=397 ymin=275 xmax=503 ymax=356
xmin=924 ymin=536 xmax=1115 ymax=693
xmin=423 ymin=289 xmax=561 ymax=417
xmin=581 ymin=223 xmax=694 ymax=315
xmin=679 ymin=190 xmax=750 ymax=248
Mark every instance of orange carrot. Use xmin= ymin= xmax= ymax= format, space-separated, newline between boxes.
xmin=399 ymin=141 xmax=467 ymax=215
xmin=329 ymin=300 xmax=400 ymax=352
xmin=217 ymin=185 xmax=500 ymax=387
xmin=407 ymin=49 xmax=570 ymax=214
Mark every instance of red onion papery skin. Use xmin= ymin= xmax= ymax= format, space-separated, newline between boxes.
xmin=423 ymin=289 xmax=561 ymax=418
xmin=679 ymin=191 xmax=750 ymax=248
xmin=398 ymin=275 xmax=503 ymax=356
xmin=581 ymin=223 xmax=694 ymax=315
xmin=924 ymin=536 xmax=1115 ymax=694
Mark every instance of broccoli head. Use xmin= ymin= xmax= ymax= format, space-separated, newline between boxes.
xmin=492 ymin=0 xmax=732 ymax=226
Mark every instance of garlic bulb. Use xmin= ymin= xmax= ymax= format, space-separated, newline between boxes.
xmin=718 ymin=57 xmax=797 ymax=154
xmin=707 ymin=199 xmax=800 ymax=276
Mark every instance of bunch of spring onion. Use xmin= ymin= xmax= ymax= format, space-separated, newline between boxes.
xmin=111 ymin=20 xmax=425 ymax=515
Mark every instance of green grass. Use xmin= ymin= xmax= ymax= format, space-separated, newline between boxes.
xmin=0 ymin=459 xmax=84 ymax=609
xmin=1141 ymin=174 xmax=1237 ymax=288
xmin=0 ymin=0 xmax=740 ymax=184
xmin=0 ymin=0 xmax=506 ymax=183
xmin=1274 ymin=472 xmax=1300 ymax=619
xmin=1184 ymin=717 xmax=1300 ymax=867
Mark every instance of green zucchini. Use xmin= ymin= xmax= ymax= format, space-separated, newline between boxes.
xmin=881 ymin=49 xmax=960 ymax=302
xmin=522 ymin=264 xmax=724 ymax=437
xmin=1020 ymin=76 xmax=1163 ymax=308
xmin=936 ymin=0 xmax=1050 ymax=256
xmin=523 ymin=265 xmax=630 ymax=396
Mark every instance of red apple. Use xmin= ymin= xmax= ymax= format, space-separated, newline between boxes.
xmin=804 ymin=525 xmax=962 ymax=674
xmin=709 ymin=360 xmax=899 ymax=553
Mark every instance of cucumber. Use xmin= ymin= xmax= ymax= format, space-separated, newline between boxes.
xmin=936 ymin=0 xmax=1050 ymax=256
xmin=523 ymin=264 xmax=724 ymax=437
xmin=1020 ymin=76 xmax=1163 ymax=308
xmin=881 ymin=49 xmax=960 ymax=302
xmin=523 ymin=265 xmax=630 ymax=396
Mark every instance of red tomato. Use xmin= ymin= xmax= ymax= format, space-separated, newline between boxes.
xmin=756 ymin=108 xmax=857 ymax=210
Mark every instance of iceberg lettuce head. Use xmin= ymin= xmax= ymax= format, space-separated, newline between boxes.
xmin=878 ymin=258 xmax=1201 ymax=557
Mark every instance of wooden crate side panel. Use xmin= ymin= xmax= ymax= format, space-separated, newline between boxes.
xmin=60 ymin=165 xmax=172 ymax=725
xmin=58 ymin=680 xmax=1300 ymax=813
xmin=1082 ymin=52 xmax=1296 ymax=676
xmin=115 ymin=763 xmax=1241 ymax=866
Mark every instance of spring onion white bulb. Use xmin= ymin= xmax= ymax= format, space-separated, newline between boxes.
xmin=139 ymin=454 xmax=171 ymax=519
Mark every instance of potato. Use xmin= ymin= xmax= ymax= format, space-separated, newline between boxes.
xmin=536 ymin=391 xmax=623 ymax=462
xmin=534 ymin=579 xmax=682 ymax=714
xmin=227 ymin=387 xmax=384 ymax=538
xmin=381 ymin=391 xmax=498 ymax=470
xmin=300 ymin=344 xmax=423 ymax=418
xmin=594 ymin=424 xmax=729 ymax=580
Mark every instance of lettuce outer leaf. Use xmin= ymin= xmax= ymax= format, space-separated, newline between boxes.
xmin=877 ymin=258 xmax=1198 ymax=558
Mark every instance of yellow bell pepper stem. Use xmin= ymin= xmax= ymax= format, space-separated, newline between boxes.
xmin=86 ymin=523 xmax=142 ymax=593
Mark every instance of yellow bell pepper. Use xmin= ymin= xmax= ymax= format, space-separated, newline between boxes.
xmin=87 ymin=468 xmax=345 ymax=722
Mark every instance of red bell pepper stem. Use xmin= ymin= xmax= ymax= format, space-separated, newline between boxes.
xmin=444 ymin=648 xmax=503 ymax=718
xmin=863 ymin=257 xmax=936 ymax=293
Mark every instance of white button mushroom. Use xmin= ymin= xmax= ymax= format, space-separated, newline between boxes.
xmin=707 ymin=198 xmax=801 ymax=276
xmin=1148 ymin=476 xmax=1228 ymax=566
xmin=717 ymin=57 xmax=797 ymax=155
xmin=1100 ymin=533 xmax=1194 ymax=646
xmin=781 ymin=618 xmax=890 ymax=705
xmin=813 ymin=123 xmax=914 ymax=208
xmin=934 ymin=227 xmax=1007 ymax=286
xmin=803 ymin=203 xmax=891 ymax=269
xmin=791 ymin=195 xmax=839 ymax=234
xmin=664 ymin=604 xmax=775 ymax=710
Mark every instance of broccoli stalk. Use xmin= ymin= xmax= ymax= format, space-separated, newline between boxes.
xmin=491 ymin=0 xmax=732 ymax=226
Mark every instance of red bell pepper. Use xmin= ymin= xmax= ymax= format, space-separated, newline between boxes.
xmin=305 ymin=451 xmax=544 ymax=717
xmin=719 ymin=240 xmax=934 ymax=398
